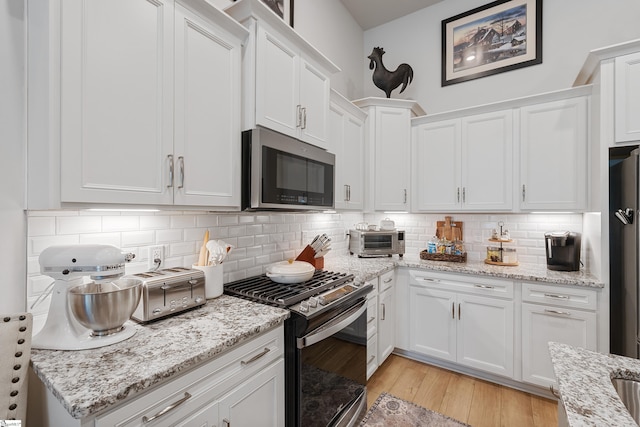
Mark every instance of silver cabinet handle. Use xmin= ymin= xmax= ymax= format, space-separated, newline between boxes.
xmin=367 ymin=316 xmax=375 ymax=324
xmin=302 ymin=107 xmax=307 ymax=129
xmin=383 ymin=278 xmax=392 ymax=284
xmin=522 ymin=184 xmax=526 ymax=202
xmin=223 ymin=419 xmax=230 ymax=427
xmin=544 ymin=293 xmax=569 ymax=299
xmin=241 ymin=347 xmax=270 ymax=365
xmin=178 ymin=156 xmax=184 ymax=189
xmin=142 ymin=392 xmax=191 ymax=423
xmin=381 ymin=303 xmax=386 ymax=320
xmin=344 ymin=184 xmax=349 ymax=202
xmin=452 ymin=302 xmax=455 ymax=319
xmin=462 ymin=187 xmax=466 ymax=203
xmin=368 ymin=354 xmax=375 ymax=363
xmin=167 ymin=154 xmax=174 ymax=188
xmin=545 ymin=309 xmax=571 ymax=316
xmin=296 ymin=105 xmax=302 ymax=127
xmin=474 ymin=284 xmax=495 ymax=289
xmin=457 ymin=187 xmax=460 ymax=203
xmin=417 ymin=277 xmax=440 ymax=283
xmin=348 ymin=184 xmax=351 ymax=201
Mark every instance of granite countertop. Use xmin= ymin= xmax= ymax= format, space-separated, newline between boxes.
xmin=324 ymin=253 xmax=604 ymax=288
xmin=549 ymin=342 xmax=639 ymax=426
xmin=30 ymin=295 xmax=289 ymax=419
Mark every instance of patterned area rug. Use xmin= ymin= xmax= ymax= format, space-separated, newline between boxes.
xmin=361 ymin=392 xmax=470 ymax=427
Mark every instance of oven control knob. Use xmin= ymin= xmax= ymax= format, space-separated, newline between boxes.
xmin=308 ymin=297 xmax=318 ymax=308
xmin=299 ymin=302 xmax=309 ymax=313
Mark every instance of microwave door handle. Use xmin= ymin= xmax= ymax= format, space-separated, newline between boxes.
xmin=296 ymin=299 xmax=367 ymax=349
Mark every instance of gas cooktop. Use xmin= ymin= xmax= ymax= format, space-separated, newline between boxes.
xmin=224 ymin=270 xmax=355 ymax=308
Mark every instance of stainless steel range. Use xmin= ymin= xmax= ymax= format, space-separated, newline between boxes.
xmin=225 ymin=270 xmax=373 ymax=427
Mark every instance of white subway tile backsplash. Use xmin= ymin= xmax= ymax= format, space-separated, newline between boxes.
xmin=121 ymin=231 xmax=155 ymax=247
xmin=171 ymin=215 xmax=197 ymax=229
xmin=103 ymin=216 xmax=139 ymax=232
xmin=79 ymin=233 xmax=121 ymax=247
xmin=219 ymin=215 xmax=239 ymax=226
xmin=56 ymin=216 xmax=102 ymax=235
xmin=139 ymin=215 xmax=171 ymax=230
xmin=30 ymin=235 xmax=79 ymax=255
xmin=28 ymin=216 xmax=55 ymax=236
xmin=156 ymin=228 xmax=183 ymax=243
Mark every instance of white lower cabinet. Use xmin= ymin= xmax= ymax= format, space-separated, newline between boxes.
xmin=366 ymin=281 xmax=379 ymax=380
xmin=521 ymin=282 xmax=597 ymax=388
xmin=408 ymin=270 xmax=514 ymax=378
xmin=35 ymin=326 xmax=284 ymax=427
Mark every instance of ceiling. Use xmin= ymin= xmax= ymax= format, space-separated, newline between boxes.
xmin=339 ymin=0 xmax=442 ymax=30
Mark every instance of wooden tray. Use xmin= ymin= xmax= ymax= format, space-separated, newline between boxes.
xmin=436 ymin=216 xmax=463 ymax=241
xmin=484 ymin=259 xmax=519 ymax=267
xmin=420 ymin=250 xmax=467 ymax=263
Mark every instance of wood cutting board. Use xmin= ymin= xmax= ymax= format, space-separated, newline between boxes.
xmin=436 ymin=216 xmax=463 ymax=241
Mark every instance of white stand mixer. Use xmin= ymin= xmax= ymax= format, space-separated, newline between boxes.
xmin=32 ymin=245 xmax=137 ymax=350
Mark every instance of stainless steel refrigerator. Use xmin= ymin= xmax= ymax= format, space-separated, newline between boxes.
xmin=610 ymin=147 xmax=640 ymax=358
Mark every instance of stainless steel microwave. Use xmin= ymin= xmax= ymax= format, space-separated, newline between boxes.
xmin=241 ymin=127 xmax=335 ymax=210
xmin=348 ymin=229 xmax=405 ymax=257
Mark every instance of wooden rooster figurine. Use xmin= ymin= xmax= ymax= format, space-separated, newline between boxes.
xmin=368 ymin=47 xmax=414 ymax=98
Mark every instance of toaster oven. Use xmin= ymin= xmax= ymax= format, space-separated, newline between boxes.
xmin=348 ymin=229 xmax=405 ymax=257
xmin=128 ymin=267 xmax=206 ymax=322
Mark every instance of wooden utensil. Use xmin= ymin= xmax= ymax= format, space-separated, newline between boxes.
xmin=197 ymin=230 xmax=209 ymax=266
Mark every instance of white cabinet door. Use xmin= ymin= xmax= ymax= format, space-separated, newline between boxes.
xmin=412 ymin=119 xmax=461 ymax=211
xmin=374 ymin=107 xmax=411 ymax=211
xmin=173 ymin=4 xmax=241 ymax=208
xmin=409 ymin=286 xmax=456 ymax=362
xmin=219 ymin=359 xmax=285 ymax=427
xmin=329 ymin=94 xmax=365 ymax=210
xmin=457 ymin=293 xmax=514 ymax=377
xmin=378 ymin=284 xmax=395 ymax=365
xmin=412 ymin=110 xmax=512 ymax=212
xmin=519 ymin=97 xmax=588 ymax=210
xmin=615 ymin=52 xmax=640 ymax=142
xmin=255 ymin=26 xmax=299 ymax=138
xmin=521 ymin=303 xmax=597 ymax=388
xmin=461 ymin=110 xmax=513 ymax=211
xmin=60 ymin=0 xmax=174 ymax=205
xmin=299 ymin=59 xmax=331 ymax=148
xmin=175 ymin=399 xmax=219 ymax=427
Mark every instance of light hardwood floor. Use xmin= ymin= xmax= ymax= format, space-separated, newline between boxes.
xmin=367 ymin=354 xmax=557 ymax=427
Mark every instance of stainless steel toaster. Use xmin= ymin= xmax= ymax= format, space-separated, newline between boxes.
xmin=129 ymin=267 xmax=206 ymax=323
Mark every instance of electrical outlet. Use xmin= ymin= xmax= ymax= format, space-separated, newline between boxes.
xmin=148 ymin=245 xmax=164 ymax=270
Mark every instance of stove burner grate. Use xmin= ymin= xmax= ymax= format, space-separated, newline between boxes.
xmin=224 ymin=270 xmax=354 ymax=307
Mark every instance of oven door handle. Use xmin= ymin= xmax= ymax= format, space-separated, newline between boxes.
xmin=328 ymin=388 xmax=366 ymax=427
xmin=297 ymin=299 xmax=367 ymax=349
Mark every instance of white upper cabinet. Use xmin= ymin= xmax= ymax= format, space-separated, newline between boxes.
xmin=329 ymin=90 xmax=366 ymax=210
xmin=354 ymin=98 xmax=425 ymax=212
xmin=519 ymin=96 xmax=588 ymax=211
xmin=615 ymin=52 xmax=640 ymax=143
xmin=28 ymin=0 xmax=248 ymax=209
xmin=226 ymin=0 xmax=339 ymax=149
xmin=412 ymin=110 xmax=513 ymax=212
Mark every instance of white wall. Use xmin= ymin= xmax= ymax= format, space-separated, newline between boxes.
xmin=0 ymin=0 xmax=27 ymax=314
xmin=364 ymin=0 xmax=640 ymax=114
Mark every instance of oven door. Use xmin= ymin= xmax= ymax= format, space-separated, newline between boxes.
xmin=296 ymin=298 xmax=368 ymax=427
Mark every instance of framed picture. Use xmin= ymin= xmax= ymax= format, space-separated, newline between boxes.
xmin=254 ymin=0 xmax=294 ymax=27
xmin=441 ymin=0 xmax=542 ymax=86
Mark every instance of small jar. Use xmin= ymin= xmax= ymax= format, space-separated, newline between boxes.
xmin=502 ymin=248 xmax=517 ymax=264
xmin=427 ymin=236 xmax=438 ymax=254
xmin=487 ymin=246 xmax=502 ymax=262
xmin=454 ymin=240 xmax=465 ymax=255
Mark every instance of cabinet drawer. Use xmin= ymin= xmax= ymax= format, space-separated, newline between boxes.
xmin=521 ymin=282 xmax=597 ymax=310
xmin=379 ymin=270 xmax=394 ymax=293
xmin=366 ymin=335 xmax=378 ymax=380
xmin=96 ymin=327 xmax=284 ymax=427
xmin=409 ymin=270 xmax=513 ymax=299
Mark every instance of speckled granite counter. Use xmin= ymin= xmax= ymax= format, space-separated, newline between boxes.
xmin=550 ymin=342 xmax=639 ymax=426
xmin=30 ymin=295 xmax=289 ymax=419
xmin=324 ymin=253 xmax=603 ymax=288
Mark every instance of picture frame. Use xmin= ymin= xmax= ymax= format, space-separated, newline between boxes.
xmin=441 ymin=0 xmax=542 ymax=86
xmin=244 ymin=0 xmax=294 ymax=27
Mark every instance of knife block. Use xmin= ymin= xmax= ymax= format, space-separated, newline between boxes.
xmin=295 ymin=245 xmax=324 ymax=269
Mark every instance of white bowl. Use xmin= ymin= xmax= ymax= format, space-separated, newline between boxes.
xmin=266 ymin=261 xmax=315 ymax=284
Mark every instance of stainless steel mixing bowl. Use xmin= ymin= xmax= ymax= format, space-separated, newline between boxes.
xmin=68 ymin=278 xmax=142 ymax=336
